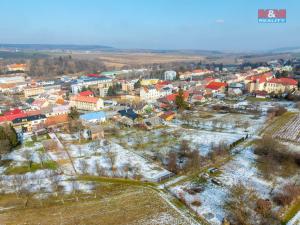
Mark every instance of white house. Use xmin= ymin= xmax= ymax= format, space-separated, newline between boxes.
xmin=164 ymin=70 xmax=177 ymax=80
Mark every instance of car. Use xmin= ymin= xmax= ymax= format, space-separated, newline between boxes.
xmin=211 ymin=178 xmax=222 ymax=186
xmin=208 ymin=167 xmax=219 ymax=174
xmin=199 ymin=172 xmax=210 ymax=179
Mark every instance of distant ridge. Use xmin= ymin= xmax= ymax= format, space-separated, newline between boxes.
xmin=0 ymin=43 xmax=115 ymax=51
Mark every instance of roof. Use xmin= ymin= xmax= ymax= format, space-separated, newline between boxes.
xmin=268 ymin=77 xmax=297 ymax=86
xmin=165 ymin=91 xmax=189 ymax=102
xmin=12 ymin=114 xmax=46 ymax=124
xmin=71 ymin=95 xmax=100 ymax=104
xmin=45 ymin=114 xmax=69 ymax=127
xmin=80 ymin=111 xmax=106 ymax=121
xmin=79 ymin=90 xmax=94 ymax=96
xmin=4 ymin=109 xmax=23 ymax=116
xmin=206 ymin=82 xmax=227 ymax=90
xmin=118 ymin=108 xmax=138 ymax=120
xmin=0 ymin=112 xmax=27 ymax=123
xmin=0 ymin=83 xmax=16 ymax=89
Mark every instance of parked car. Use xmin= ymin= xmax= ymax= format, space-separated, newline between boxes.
xmin=211 ymin=178 xmax=222 ymax=186
xmin=208 ymin=167 xmax=219 ymax=174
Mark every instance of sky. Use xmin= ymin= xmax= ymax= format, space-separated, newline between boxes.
xmin=0 ymin=0 xmax=299 ymax=51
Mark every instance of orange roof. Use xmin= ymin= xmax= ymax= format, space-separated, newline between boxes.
xmin=0 ymin=83 xmax=16 ymax=89
xmin=45 ymin=114 xmax=69 ymax=127
xmin=206 ymin=82 xmax=227 ymax=90
xmin=72 ymin=95 xmax=99 ymax=104
xmin=165 ymin=91 xmax=189 ymax=102
xmin=55 ymin=98 xmax=65 ymax=105
xmin=8 ymin=63 xmax=26 ymax=69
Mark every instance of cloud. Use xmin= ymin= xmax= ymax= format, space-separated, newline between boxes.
xmin=215 ymin=19 xmax=225 ymax=24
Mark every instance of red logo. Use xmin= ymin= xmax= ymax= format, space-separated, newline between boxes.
xmin=258 ymin=9 xmax=286 ymax=18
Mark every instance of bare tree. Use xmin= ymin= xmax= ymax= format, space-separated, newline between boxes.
xmin=105 ymin=149 xmax=117 ymax=176
xmin=78 ymin=159 xmax=89 ymax=175
xmin=22 ymin=150 xmax=34 ymax=169
xmin=70 ymin=178 xmax=80 ymax=201
xmin=224 ymin=183 xmax=258 ymax=225
xmin=167 ymin=151 xmax=178 ymax=174
xmin=95 ymin=161 xmax=106 ymax=176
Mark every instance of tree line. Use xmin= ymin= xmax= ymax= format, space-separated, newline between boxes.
xmin=29 ymin=56 xmax=107 ymax=77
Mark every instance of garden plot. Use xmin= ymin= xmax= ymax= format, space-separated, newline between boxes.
xmin=181 ymin=129 xmax=245 ymax=156
xmin=170 ymin=147 xmax=294 ymax=225
xmin=273 ymin=113 xmax=300 ymax=143
xmin=179 ymin=111 xmax=266 ymax=136
xmin=68 ymin=140 xmax=172 ymax=182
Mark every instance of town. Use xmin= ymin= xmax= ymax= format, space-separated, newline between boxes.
xmin=0 ymin=55 xmax=300 ymax=225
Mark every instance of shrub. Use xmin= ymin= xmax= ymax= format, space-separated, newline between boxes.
xmin=191 ymin=200 xmax=201 ymax=207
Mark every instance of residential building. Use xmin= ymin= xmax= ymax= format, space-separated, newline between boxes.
xmin=71 ymin=76 xmax=112 ymax=94
xmin=6 ymin=63 xmax=27 ymax=72
xmin=205 ymin=82 xmax=228 ymax=94
xmin=24 ymin=86 xmax=45 ymax=98
xmin=164 ymin=70 xmax=177 ymax=80
xmin=140 ymin=86 xmax=163 ymax=101
xmin=70 ymin=95 xmax=104 ymax=111
xmin=0 ymin=74 xmax=25 ymax=84
xmin=264 ymin=78 xmax=298 ymax=94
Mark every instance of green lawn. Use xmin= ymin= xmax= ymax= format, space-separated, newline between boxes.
xmin=282 ymin=199 xmax=300 ymax=224
xmin=5 ymin=161 xmax=58 ymax=175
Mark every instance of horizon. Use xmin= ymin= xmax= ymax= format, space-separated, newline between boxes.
xmin=0 ymin=0 xmax=299 ymax=51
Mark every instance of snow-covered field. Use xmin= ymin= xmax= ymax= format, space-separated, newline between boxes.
xmin=181 ymin=129 xmax=245 ymax=156
xmin=170 ymin=147 xmax=295 ymax=225
xmin=69 ymin=141 xmax=172 ymax=182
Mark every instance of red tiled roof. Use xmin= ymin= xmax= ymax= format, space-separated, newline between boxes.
xmin=0 ymin=112 xmax=27 ymax=122
xmin=79 ymin=90 xmax=94 ymax=96
xmin=45 ymin=114 xmax=69 ymax=127
xmin=86 ymin=74 xmax=100 ymax=77
xmin=268 ymin=78 xmax=298 ymax=86
xmin=206 ymin=82 xmax=227 ymax=90
xmin=4 ymin=109 xmax=23 ymax=116
xmin=165 ymin=91 xmax=189 ymax=102
xmin=72 ymin=95 xmax=99 ymax=104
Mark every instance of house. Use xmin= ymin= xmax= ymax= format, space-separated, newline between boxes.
xmin=118 ymin=108 xmax=138 ymax=120
xmin=12 ymin=114 xmax=47 ymax=132
xmin=191 ymin=95 xmax=206 ymax=103
xmin=71 ymin=75 xmax=112 ymax=94
xmin=164 ymin=71 xmax=177 ymax=80
xmin=79 ymin=90 xmax=94 ymax=97
xmin=140 ymin=79 xmax=160 ymax=86
xmin=7 ymin=63 xmax=27 ymax=72
xmin=160 ymin=111 xmax=176 ymax=121
xmin=164 ymin=91 xmax=189 ymax=103
xmin=264 ymin=78 xmax=297 ymax=94
xmin=45 ymin=114 xmax=69 ymax=129
xmin=31 ymin=99 xmax=49 ymax=110
xmin=255 ymin=90 xmax=268 ymax=99
xmin=70 ymin=95 xmax=104 ymax=111
xmin=0 ymin=109 xmax=27 ymax=123
xmin=0 ymin=74 xmax=25 ymax=84
xmin=0 ymin=83 xmax=17 ymax=93
xmin=80 ymin=111 xmax=106 ymax=123
xmin=205 ymin=82 xmax=227 ymax=93
xmin=24 ymin=86 xmax=45 ymax=98
xmin=140 ymin=86 xmax=162 ymax=101
xmin=228 ymin=83 xmax=244 ymax=96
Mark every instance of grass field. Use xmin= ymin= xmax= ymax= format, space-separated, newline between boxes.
xmin=0 ymin=183 xmax=186 ymax=225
